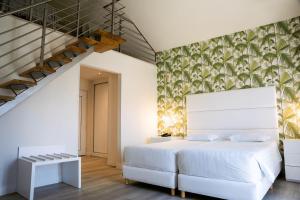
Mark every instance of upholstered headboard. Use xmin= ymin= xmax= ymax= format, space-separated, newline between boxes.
xmin=186 ymin=86 xmax=278 ymax=141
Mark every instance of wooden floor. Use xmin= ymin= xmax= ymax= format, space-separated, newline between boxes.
xmin=1 ymin=156 xmax=300 ymax=200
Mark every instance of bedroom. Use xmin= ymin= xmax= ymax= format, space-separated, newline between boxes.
xmin=0 ymin=0 xmax=299 ymax=200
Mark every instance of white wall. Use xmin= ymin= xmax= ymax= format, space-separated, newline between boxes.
xmin=0 ymin=65 xmax=80 ymax=195
xmin=0 ymin=50 xmax=157 ymax=195
xmin=123 ymin=0 xmax=300 ymax=51
xmin=81 ymin=51 xmax=157 ymax=166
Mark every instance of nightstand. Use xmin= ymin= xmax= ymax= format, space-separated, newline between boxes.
xmin=284 ymin=139 xmax=300 ymax=182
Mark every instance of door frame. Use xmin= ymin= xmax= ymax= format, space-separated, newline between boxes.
xmin=79 ymin=90 xmax=87 ymax=155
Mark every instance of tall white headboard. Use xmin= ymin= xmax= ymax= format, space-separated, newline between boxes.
xmin=186 ymin=86 xmax=278 ymax=140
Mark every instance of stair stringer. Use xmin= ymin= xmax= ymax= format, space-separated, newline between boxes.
xmin=0 ymin=47 xmax=94 ymax=117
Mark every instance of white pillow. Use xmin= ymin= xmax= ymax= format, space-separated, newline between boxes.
xmin=229 ymin=134 xmax=271 ymax=142
xmin=186 ymin=134 xmax=219 ymax=141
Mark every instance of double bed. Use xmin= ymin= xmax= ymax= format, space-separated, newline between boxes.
xmin=123 ymin=86 xmax=282 ymax=200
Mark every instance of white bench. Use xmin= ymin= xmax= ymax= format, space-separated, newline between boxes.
xmin=17 ymin=146 xmax=81 ymax=200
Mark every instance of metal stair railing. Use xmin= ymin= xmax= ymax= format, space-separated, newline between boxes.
xmin=0 ymin=0 xmax=156 ymax=84
xmin=0 ymin=0 xmax=104 ymax=82
xmin=101 ymin=0 xmax=156 ymax=64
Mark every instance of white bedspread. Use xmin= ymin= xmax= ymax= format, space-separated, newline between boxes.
xmin=124 ymin=140 xmax=205 ymax=173
xmin=178 ymin=141 xmax=282 ymax=183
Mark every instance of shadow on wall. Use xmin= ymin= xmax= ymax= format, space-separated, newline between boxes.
xmin=4 ymin=159 xmax=17 ymax=193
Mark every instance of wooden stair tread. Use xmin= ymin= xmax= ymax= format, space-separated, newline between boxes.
xmin=0 ymin=95 xmax=15 ymax=101
xmin=19 ymin=66 xmax=56 ymax=78
xmin=90 ymin=30 xmax=126 ymax=53
xmin=81 ymin=31 xmax=125 ymax=46
xmin=80 ymin=37 xmax=98 ymax=46
xmin=66 ymin=45 xmax=86 ymax=54
xmin=47 ymin=55 xmax=72 ymax=63
xmin=0 ymin=79 xmax=36 ymax=89
xmin=94 ymin=43 xmax=119 ymax=53
xmin=94 ymin=30 xmax=125 ymax=44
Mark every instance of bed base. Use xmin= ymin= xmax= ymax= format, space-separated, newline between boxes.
xmin=123 ymin=165 xmax=177 ymax=195
xmin=178 ymin=174 xmax=272 ymax=200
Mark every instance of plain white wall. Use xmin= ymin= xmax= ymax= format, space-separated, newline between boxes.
xmin=81 ymin=51 xmax=157 ymax=166
xmin=0 ymin=65 xmax=80 ymax=195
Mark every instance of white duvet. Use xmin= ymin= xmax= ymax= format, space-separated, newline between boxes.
xmin=124 ymin=140 xmax=205 ymax=173
xmin=178 ymin=141 xmax=282 ymax=183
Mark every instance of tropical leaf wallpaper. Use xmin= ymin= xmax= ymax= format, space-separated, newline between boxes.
xmin=156 ymin=16 xmax=300 ymax=143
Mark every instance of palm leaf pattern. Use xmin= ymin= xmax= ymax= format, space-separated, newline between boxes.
xmin=156 ymin=16 xmax=300 ymax=141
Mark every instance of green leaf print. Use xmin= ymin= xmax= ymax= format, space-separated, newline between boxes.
xmin=263 ymin=53 xmax=277 ymax=62
xmin=280 ymin=53 xmax=294 ymax=68
xmin=192 ymin=80 xmax=201 ymax=87
xmin=277 ymin=22 xmax=291 ymax=34
xmin=279 ymin=72 xmax=292 ymax=85
xmin=174 ymin=80 xmax=183 ymax=88
xmin=246 ymin=30 xmax=257 ymax=42
xmin=223 ymin=51 xmax=233 ymax=62
xmin=225 ymin=79 xmax=235 ymax=90
xmin=249 ymin=43 xmax=261 ymax=56
xmin=156 ymin=16 xmax=300 ymax=138
xmin=261 ymin=33 xmax=276 ymax=45
xmin=192 ymin=63 xmax=201 ymax=73
xmin=166 ymin=87 xmax=173 ymax=98
xmin=276 ymin=39 xmax=289 ymax=52
xmin=252 ymin=74 xmax=264 ymax=86
xmin=224 ymin=35 xmax=234 ymax=47
xmin=283 ymin=87 xmax=297 ymax=101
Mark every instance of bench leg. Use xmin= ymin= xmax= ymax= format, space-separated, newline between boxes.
xmin=125 ymin=178 xmax=129 ymax=185
xmin=17 ymin=160 xmax=35 ymax=200
xmin=61 ymin=160 xmax=81 ymax=188
xmin=181 ymin=191 xmax=186 ymax=198
xmin=171 ymin=188 xmax=175 ymax=196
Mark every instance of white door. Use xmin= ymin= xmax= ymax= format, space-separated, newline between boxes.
xmin=78 ymin=90 xmax=87 ymax=155
xmin=94 ymin=83 xmax=109 ymax=156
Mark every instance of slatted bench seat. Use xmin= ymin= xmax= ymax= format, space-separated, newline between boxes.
xmin=17 ymin=146 xmax=81 ymax=200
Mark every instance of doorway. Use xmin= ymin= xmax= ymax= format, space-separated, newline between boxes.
xmin=79 ymin=66 xmax=121 ymax=167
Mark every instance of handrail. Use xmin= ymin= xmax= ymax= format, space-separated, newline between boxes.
xmin=103 ymin=0 xmax=122 ymax=9
xmin=118 ymin=16 xmax=156 ymax=54
xmin=0 ymin=0 xmax=52 ymax=18
xmin=102 ymin=6 xmax=156 ymax=55
xmin=0 ymin=0 xmax=157 ymax=84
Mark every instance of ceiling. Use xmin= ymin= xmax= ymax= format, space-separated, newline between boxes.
xmin=122 ymin=0 xmax=300 ymax=52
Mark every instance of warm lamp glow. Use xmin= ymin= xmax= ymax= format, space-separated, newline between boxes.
xmin=162 ymin=114 xmax=176 ymax=128
xmin=294 ymin=103 xmax=300 ymax=119
xmin=297 ymin=110 xmax=300 ymax=119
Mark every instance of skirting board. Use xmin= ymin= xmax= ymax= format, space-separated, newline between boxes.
xmin=0 ymin=184 xmax=15 ymax=196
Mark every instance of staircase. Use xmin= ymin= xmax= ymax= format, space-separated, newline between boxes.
xmin=0 ymin=0 xmax=154 ymax=108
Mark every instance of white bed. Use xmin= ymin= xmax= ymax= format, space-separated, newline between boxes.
xmin=178 ymin=141 xmax=281 ymax=183
xmin=123 ymin=140 xmax=205 ymax=194
xmin=178 ymin=86 xmax=282 ymax=200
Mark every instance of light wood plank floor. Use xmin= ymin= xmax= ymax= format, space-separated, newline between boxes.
xmin=1 ymin=156 xmax=300 ymax=200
